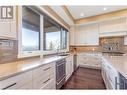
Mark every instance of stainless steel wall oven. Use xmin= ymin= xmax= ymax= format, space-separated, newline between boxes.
xmin=56 ymin=58 xmax=66 ymax=89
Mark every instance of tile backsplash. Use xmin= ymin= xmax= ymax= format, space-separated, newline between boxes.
xmin=99 ymin=37 xmax=123 ymax=52
xmin=70 ymin=37 xmax=127 ymax=53
xmin=0 ymin=39 xmax=18 ymax=64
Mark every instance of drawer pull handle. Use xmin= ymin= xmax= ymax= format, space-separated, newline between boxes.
xmin=2 ymin=83 xmax=16 ymax=90
xmin=57 ymin=63 xmax=65 ymax=67
xmin=43 ymin=67 xmax=51 ymax=71
xmin=57 ymin=75 xmax=66 ymax=85
xmin=43 ymin=78 xmax=51 ymax=84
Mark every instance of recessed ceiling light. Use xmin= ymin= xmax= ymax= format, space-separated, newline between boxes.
xmin=80 ymin=13 xmax=84 ymax=17
xmin=103 ymin=7 xmax=107 ymax=11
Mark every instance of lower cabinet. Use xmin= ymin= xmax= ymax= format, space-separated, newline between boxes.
xmin=0 ymin=70 xmax=33 ymax=89
xmin=18 ymin=81 xmax=33 ymax=89
xmin=66 ymin=55 xmax=74 ymax=81
xmin=40 ymin=79 xmax=55 ymax=89
xmin=77 ymin=53 xmax=102 ymax=69
xmin=33 ymin=62 xmax=56 ymax=89
xmin=0 ymin=62 xmax=56 ymax=90
xmin=101 ymin=57 xmax=119 ymax=89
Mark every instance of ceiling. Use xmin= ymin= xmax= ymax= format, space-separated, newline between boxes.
xmin=50 ymin=6 xmax=74 ymax=25
xmin=50 ymin=6 xmax=127 ymax=26
xmin=67 ymin=6 xmax=127 ymax=19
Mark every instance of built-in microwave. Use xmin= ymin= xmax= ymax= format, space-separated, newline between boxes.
xmin=0 ymin=39 xmax=18 ymax=64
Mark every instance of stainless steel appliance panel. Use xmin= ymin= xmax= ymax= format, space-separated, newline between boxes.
xmin=56 ymin=59 xmax=66 ymax=89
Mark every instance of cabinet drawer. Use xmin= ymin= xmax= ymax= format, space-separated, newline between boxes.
xmin=40 ymin=78 xmax=55 ymax=89
xmin=18 ymin=81 xmax=33 ymax=89
xmin=0 ymin=70 xmax=32 ymax=89
xmin=33 ymin=63 xmax=55 ymax=78
xmin=33 ymin=72 xmax=55 ymax=89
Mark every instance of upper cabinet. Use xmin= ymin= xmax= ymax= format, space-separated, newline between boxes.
xmin=0 ymin=6 xmax=17 ymax=40
xmin=99 ymin=17 xmax=127 ymax=37
xmin=69 ymin=27 xmax=75 ymax=46
xmin=75 ymin=24 xmax=99 ymax=46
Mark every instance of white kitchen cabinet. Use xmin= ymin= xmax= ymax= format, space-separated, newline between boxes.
xmin=0 ymin=6 xmax=17 ymax=39
xmin=18 ymin=81 xmax=33 ymax=89
xmin=0 ymin=70 xmax=33 ymax=90
xmin=0 ymin=62 xmax=56 ymax=90
xmin=40 ymin=78 xmax=55 ymax=89
xmin=75 ymin=27 xmax=86 ymax=45
xmin=101 ymin=58 xmax=112 ymax=89
xmin=99 ymin=17 xmax=127 ymax=37
xmin=101 ymin=57 xmax=119 ymax=89
xmin=75 ymin=24 xmax=99 ymax=46
xmin=77 ymin=52 xmax=102 ymax=69
xmin=66 ymin=55 xmax=74 ymax=81
xmin=70 ymin=27 xmax=75 ymax=46
xmin=33 ymin=62 xmax=56 ymax=89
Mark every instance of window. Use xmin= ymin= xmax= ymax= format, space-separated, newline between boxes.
xmin=61 ymin=29 xmax=67 ymax=49
xmin=43 ymin=17 xmax=68 ymax=51
xmin=43 ymin=18 xmax=60 ymax=51
xmin=22 ymin=6 xmax=40 ymax=52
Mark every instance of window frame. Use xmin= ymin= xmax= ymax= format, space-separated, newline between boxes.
xmin=60 ymin=28 xmax=68 ymax=50
xmin=43 ymin=24 xmax=69 ymax=55
xmin=18 ymin=6 xmax=43 ymax=58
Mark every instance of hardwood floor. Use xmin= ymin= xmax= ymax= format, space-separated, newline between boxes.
xmin=61 ymin=67 xmax=106 ymax=89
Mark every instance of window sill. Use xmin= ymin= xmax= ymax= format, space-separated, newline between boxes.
xmin=18 ymin=51 xmax=42 ymax=58
xmin=43 ymin=49 xmax=69 ymax=55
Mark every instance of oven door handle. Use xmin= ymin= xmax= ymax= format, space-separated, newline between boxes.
xmin=57 ymin=74 xmax=66 ymax=85
xmin=57 ymin=62 xmax=65 ymax=67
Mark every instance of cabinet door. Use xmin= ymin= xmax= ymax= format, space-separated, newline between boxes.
xmin=0 ymin=21 xmax=11 ymax=38
xmin=70 ymin=27 xmax=75 ymax=45
xmin=86 ymin=29 xmax=99 ymax=45
xmin=86 ymin=24 xmax=99 ymax=45
xmin=75 ymin=25 xmax=87 ymax=45
xmin=70 ymin=55 xmax=74 ymax=74
xmin=0 ymin=6 xmax=16 ymax=39
xmin=66 ymin=58 xmax=70 ymax=81
xmin=78 ymin=53 xmax=101 ymax=69
xmin=99 ymin=17 xmax=127 ymax=33
xmin=75 ymin=24 xmax=99 ymax=45
xmin=66 ymin=55 xmax=73 ymax=81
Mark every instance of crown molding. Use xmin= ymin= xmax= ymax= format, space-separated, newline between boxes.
xmin=75 ymin=9 xmax=127 ymax=25
xmin=41 ymin=5 xmax=70 ymax=30
xmin=61 ymin=6 xmax=75 ymax=24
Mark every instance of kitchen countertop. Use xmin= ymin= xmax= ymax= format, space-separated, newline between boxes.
xmin=0 ymin=55 xmax=68 ymax=81
xmin=102 ymin=55 xmax=127 ymax=79
xmin=1 ymin=51 xmax=127 ymax=82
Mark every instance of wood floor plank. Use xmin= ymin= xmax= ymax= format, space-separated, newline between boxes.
xmin=61 ymin=67 xmax=106 ymax=89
